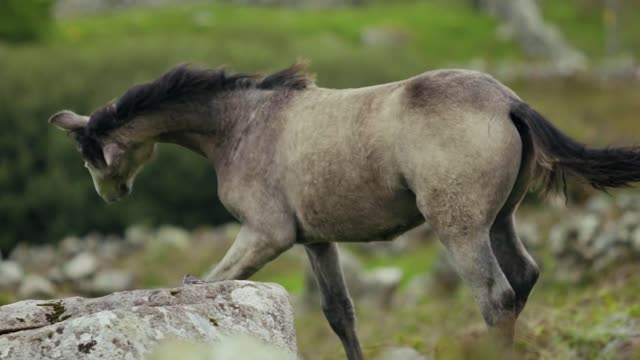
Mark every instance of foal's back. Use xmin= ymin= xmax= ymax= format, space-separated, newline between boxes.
xmin=279 ymin=69 xmax=523 ymax=243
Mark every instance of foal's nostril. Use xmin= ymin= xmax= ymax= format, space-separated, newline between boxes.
xmin=118 ymin=183 xmax=130 ymax=196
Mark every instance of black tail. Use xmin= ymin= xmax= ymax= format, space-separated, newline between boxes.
xmin=509 ymin=101 xmax=640 ymax=194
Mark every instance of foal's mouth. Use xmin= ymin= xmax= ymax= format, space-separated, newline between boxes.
xmin=102 ymin=196 xmax=123 ymax=204
xmin=100 ymin=184 xmax=131 ymax=204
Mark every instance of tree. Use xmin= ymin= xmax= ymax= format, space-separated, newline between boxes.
xmin=475 ymin=0 xmax=587 ymax=73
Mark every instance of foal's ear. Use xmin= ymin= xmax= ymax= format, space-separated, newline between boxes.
xmin=48 ymin=110 xmax=89 ymax=131
xmin=103 ymin=143 xmax=124 ymax=167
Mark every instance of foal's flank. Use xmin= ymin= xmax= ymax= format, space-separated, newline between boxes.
xmin=49 ymin=63 xmax=640 ymax=359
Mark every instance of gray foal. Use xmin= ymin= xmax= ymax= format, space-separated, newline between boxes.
xmin=50 ymin=64 xmax=640 ymax=359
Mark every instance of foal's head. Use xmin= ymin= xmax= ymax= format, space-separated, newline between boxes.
xmin=48 ymin=63 xmax=313 ymax=203
xmin=48 ymin=109 xmax=156 ymax=203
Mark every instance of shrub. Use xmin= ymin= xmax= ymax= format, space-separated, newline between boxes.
xmin=0 ymin=0 xmax=54 ymax=43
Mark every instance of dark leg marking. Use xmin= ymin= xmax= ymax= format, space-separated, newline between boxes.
xmin=305 ymin=242 xmax=364 ymax=360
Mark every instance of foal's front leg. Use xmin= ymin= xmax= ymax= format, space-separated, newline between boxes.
xmin=204 ymin=225 xmax=294 ymax=282
xmin=305 ymin=242 xmax=364 ymax=360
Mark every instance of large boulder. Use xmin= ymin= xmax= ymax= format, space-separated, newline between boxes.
xmin=0 ymin=261 xmax=24 ymax=290
xmin=0 ymin=281 xmax=297 ymax=359
xmin=62 ymin=252 xmax=98 ymax=281
xmin=17 ymin=274 xmax=56 ymax=299
xmin=81 ymin=269 xmax=134 ymax=296
xmin=548 ymin=194 xmax=640 ymax=282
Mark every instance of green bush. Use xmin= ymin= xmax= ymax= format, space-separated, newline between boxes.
xmin=0 ymin=47 xmax=237 ymax=253
xmin=0 ymin=0 xmax=54 ymax=43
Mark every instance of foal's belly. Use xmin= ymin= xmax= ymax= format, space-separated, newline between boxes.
xmin=292 ymin=186 xmax=424 ymax=244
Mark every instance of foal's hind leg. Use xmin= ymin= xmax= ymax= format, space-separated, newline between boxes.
xmin=437 ymin=227 xmax=518 ymax=343
xmin=305 ymin=242 xmax=363 ymax=360
xmin=490 ymin=214 xmax=539 ymax=316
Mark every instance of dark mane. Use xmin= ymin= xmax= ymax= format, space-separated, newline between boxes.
xmin=73 ymin=63 xmax=313 ymax=162
xmin=87 ymin=63 xmax=313 ymax=136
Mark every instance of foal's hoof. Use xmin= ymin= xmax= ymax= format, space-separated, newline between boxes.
xmin=182 ymin=274 xmax=208 ymax=286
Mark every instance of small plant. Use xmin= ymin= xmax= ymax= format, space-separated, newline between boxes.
xmin=37 ymin=301 xmax=71 ymax=324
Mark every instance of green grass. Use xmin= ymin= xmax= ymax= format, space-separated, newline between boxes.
xmin=48 ymin=1 xmax=640 ymax=66
xmin=54 ymin=3 xmax=515 ymax=63
xmin=359 ymin=242 xmax=441 ymax=286
xmin=544 ymin=0 xmax=640 ymax=59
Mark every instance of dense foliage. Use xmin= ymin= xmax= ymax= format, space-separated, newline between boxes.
xmin=0 ymin=0 xmax=54 ymax=43
xmin=0 ymin=50 xmax=238 ymax=252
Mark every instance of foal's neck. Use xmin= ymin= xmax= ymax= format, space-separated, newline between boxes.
xmin=109 ymin=89 xmax=285 ymax=161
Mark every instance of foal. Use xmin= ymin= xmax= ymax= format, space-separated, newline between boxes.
xmin=50 ymin=63 xmax=640 ymax=359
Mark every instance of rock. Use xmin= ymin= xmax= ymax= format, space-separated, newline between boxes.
xmin=27 ymin=245 xmax=57 ymax=271
xmin=304 ymin=247 xmax=403 ymax=307
xmin=152 ymin=225 xmax=191 ymax=251
xmin=0 ymin=261 xmax=24 ymax=290
xmin=547 ymin=194 xmax=640 ymax=282
xmin=593 ymin=312 xmax=640 ymax=360
xmin=303 ymin=247 xmax=360 ymax=304
xmin=0 ymin=281 xmax=297 ymax=359
xmin=47 ymin=266 xmax=66 ymax=284
xmin=631 ymin=226 xmax=640 ymax=251
xmin=17 ymin=275 xmax=56 ymax=299
xmin=361 ymin=224 xmax=433 ymax=255
xmin=576 ymin=214 xmax=601 ymax=248
xmin=480 ymin=0 xmax=588 ymax=74
xmin=8 ymin=243 xmax=31 ymax=265
xmin=598 ymin=336 xmax=640 ymax=360
xmin=376 ymin=346 xmax=427 ymax=360
xmin=404 ymin=252 xmax=460 ymax=305
xmin=592 ymin=245 xmax=629 ymax=273
xmin=586 ymin=194 xmax=613 ymax=215
xmin=548 ymin=222 xmax=572 ymax=256
xmin=82 ymin=233 xmax=102 ymax=253
xmin=361 ymin=26 xmax=411 ymax=48
xmin=7 ymin=244 xmax=55 ymax=272
xmin=219 ymin=222 xmax=242 ymax=242
xmin=147 ymin=336 xmax=295 ymax=360
xmin=361 ymin=267 xmax=403 ymax=308
xmin=63 ymin=252 xmax=98 ymax=280
xmin=591 ymin=225 xmax=618 ymax=253
xmin=617 ymin=212 xmax=640 ymax=241
xmin=97 ymin=236 xmax=125 ymax=260
xmin=222 ymin=0 xmax=366 ymax=7
xmin=124 ymin=224 xmax=153 ymax=249
xmin=429 ymin=253 xmax=460 ymax=293
xmin=517 ymin=221 xmax=540 ymax=249
xmin=84 ymin=270 xmax=134 ymax=295
xmin=616 ymin=193 xmax=640 ymax=212
xmin=58 ymin=236 xmax=83 ymax=258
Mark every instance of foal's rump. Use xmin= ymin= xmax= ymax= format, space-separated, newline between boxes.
xmin=394 ymin=74 xmax=525 ymax=232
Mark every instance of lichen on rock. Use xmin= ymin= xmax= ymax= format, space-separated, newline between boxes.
xmin=0 ymin=281 xmax=297 ymax=360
